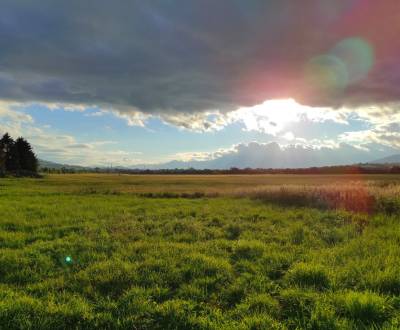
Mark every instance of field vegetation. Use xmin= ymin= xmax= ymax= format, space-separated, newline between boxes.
xmin=1 ymin=174 xmax=400 ymax=329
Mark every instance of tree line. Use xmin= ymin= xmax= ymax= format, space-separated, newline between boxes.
xmin=0 ymin=133 xmax=38 ymax=176
xmin=42 ymin=164 xmax=400 ymax=175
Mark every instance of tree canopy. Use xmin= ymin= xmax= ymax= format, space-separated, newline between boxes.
xmin=0 ymin=133 xmax=38 ymax=176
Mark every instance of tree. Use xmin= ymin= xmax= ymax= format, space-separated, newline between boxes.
xmin=0 ymin=133 xmax=17 ymax=173
xmin=0 ymin=133 xmax=38 ymax=175
xmin=0 ymin=141 xmax=5 ymax=175
xmin=15 ymin=137 xmax=38 ymax=173
xmin=7 ymin=141 xmax=20 ymax=172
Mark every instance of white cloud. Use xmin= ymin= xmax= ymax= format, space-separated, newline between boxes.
xmin=282 ymin=131 xmax=295 ymax=141
xmin=2 ymin=98 xmax=400 ymax=167
xmin=336 ymin=102 xmax=400 ymax=149
xmin=228 ymin=99 xmax=348 ymax=135
xmin=0 ymin=101 xmax=34 ymax=124
xmin=107 ymin=98 xmax=351 ymax=134
xmin=30 ymin=132 xmax=144 ymax=166
xmin=1 ymin=98 xmax=351 ymax=137
xmin=85 ymin=111 xmax=105 ymax=117
xmin=0 ymin=100 xmax=144 ymax=166
xmin=157 ymin=111 xmax=229 ymax=132
xmin=44 ymin=103 xmax=88 ymax=112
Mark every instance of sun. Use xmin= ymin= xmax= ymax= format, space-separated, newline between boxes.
xmin=258 ymin=99 xmax=300 ymax=125
xmin=233 ymin=98 xmax=304 ymax=134
xmin=232 ymin=98 xmax=337 ymax=135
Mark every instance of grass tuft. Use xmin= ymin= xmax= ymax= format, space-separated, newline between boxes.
xmin=286 ymin=263 xmax=331 ymax=290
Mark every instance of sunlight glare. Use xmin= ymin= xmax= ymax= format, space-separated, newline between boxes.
xmin=231 ymin=98 xmax=343 ymax=135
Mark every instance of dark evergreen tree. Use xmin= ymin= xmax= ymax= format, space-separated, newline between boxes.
xmin=7 ymin=142 xmax=20 ymax=172
xmin=0 ymin=133 xmax=17 ymax=172
xmin=15 ymin=137 xmax=38 ymax=173
xmin=0 ymin=133 xmax=13 ymax=154
xmin=0 ymin=135 xmax=6 ymax=175
xmin=0 ymin=149 xmax=4 ymax=175
xmin=0 ymin=133 xmax=38 ymax=175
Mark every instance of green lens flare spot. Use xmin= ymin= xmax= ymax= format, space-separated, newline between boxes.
xmin=332 ymin=37 xmax=374 ymax=83
xmin=305 ymin=54 xmax=349 ymax=91
xmin=65 ymin=256 xmax=73 ymax=264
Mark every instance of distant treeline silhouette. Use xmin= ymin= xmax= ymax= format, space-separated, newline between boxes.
xmin=41 ymin=164 xmax=400 ymax=175
xmin=0 ymin=133 xmax=38 ymax=176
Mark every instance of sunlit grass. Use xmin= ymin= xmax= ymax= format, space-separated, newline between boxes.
xmin=0 ymin=174 xmax=399 ymax=328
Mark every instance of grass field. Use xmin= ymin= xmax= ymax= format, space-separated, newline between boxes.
xmin=1 ymin=174 xmax=400 ymax=329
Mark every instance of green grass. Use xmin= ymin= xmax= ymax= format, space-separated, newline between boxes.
xmin=0 ymin=174 xmax=400 ymax=329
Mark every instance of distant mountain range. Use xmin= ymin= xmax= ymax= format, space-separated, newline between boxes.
xmin=39 ymin=159 xmax=91 ymax=171
xmin=372 ymin=154 xmax=400 ymax=164
xmin=39 ymin=144 xmax=400 ymax=171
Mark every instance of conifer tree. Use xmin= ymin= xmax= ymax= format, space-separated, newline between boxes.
xmin=0 ymin=133 xmax=16 ymax=172
xmin=15 ymin=137 xmax=38 ymax=173
xmin=0 ymin=133 xmax=38 ymax=175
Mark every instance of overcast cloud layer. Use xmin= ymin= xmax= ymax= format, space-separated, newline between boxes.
xmin=1 ymin=1 xmax=400 ymax=167
xmin=1 ymin=0 xmax=400 ymax=117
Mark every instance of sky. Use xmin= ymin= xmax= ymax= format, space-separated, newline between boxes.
xmin=1 ymin=0 xmax=400 ymax=168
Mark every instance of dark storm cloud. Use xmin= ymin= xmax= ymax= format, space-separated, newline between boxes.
xmin=0 ymin=0 xmax=399 ymax=115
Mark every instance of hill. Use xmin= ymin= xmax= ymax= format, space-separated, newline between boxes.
xmin=373 ymin=154 xmax=400 ymax=164
xmin=39 ymin=159 xmax=90 ymax=171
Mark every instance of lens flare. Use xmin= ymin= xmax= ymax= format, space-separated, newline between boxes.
xmin=65 ymin=256 xmax=73 ymax=264
xmin=331 ymin=37 xmax=374 ymax=84
xmin=304 ymin=37 xmax=374 ymax=97
xmin=305 ymin=54 xmax=348 ymax=91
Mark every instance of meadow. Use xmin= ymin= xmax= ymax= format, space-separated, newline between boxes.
xmin=1 ymin=174 xmax=400 ymax=329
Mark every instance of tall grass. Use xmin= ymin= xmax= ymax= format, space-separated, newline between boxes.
xmin=233 ymin=182 xmax=400 ymax=214
xmin=0 ymin=174 xmax=400 ymax=328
